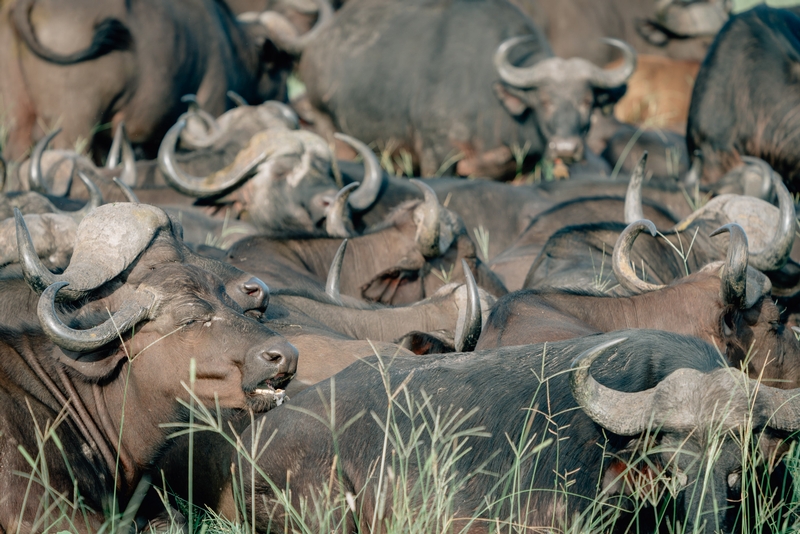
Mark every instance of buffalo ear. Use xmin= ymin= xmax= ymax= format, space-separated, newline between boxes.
xmin=56 ymin=347 xmax=129 ymax=381
xmin=493 ymin=83 xmax=529 ymax=117
xmin=395 ymin=330 xmax=455 ymax=355
xmin=361 ymin=266 xmax=422 ymax=305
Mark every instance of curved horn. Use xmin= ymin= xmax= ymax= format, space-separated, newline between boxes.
xmin=587 ymin=38 xmax=637 ymax=89
xmin=54 ymin=172 xmax=103 ymax=222
xmin=747 ymin=168 xmax=795 ymax=272
xmin=624 ymin=151 xmax=648 ymax=224
xmin=710 ymin=223 xmax=749 ymax=309
xmin=455 ymin=259 xmax=482 ymax=352
xmin=334 ymin=133 xmax=384 ymax=212
xmin=181 ymin=94 xmax=220 ymax=139
xmin=256 ymin=0 xmax=333 ymax=56
xmin=38 ymin=281 xmax=152 ymax=353
xmin=118 ymin=123 xmax=137 ymax=187
xmin=410 ymin=179 xmax=441 ymax=258
xmin=570 ymin=337 xmax=654 ymax=436
xmin=112 ymin=176 xmax=139 ymax=203
xmin=15 ymin=208 xmax=85 ymax=300
xmin=494 ymin=35 xmax=549 ymax=88
xmin=30 ymin=129 xmax=61 ymax=194
xmin=158 ymin=119 xmax=265 ymax=198
xmin=326 ymin=239 xmax=347 ymax=304
xmin=106 ymin=122 xmax=123 ymax=169
xmin=227 ymin=90 xmax=249 ymax=108
xmin=612 ymin=219 xmax=665 ymax=293
xmin=324 ymin=183 xmax=358 ymax=238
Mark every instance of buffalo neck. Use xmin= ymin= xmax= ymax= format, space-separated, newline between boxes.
xmin=539 ymin=274 xmax=724 ymax=344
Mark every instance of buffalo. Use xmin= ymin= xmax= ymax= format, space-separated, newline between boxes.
xmin=686 ymin=5 xmax=800 ymax=193
xmin=228 ymin=330 xmax=800 ymax=533
xmin=0 ymin=0 xmax=330 ymax=160
xmin=0 ymin=203 xmax=297 ymax=529
xmin=297 ymin=0 xmax=635 ymax=179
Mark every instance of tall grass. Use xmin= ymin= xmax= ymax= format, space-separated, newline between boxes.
xmin=15 ymin=339 xmax=800 ymax=534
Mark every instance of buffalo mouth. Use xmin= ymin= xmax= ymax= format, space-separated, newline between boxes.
xmin=245 ymin=373 xmax=294 ymax=412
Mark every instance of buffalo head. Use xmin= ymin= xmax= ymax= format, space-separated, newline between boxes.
xmin=493 ymin=36 xmax=636 ymax=163
xmin=159 ymin=122 xmax=384 ymax=233
xmin=15 ymin=203 xmax=296 ymax=411
xmin=572 ymin=336 xmax=799 ymax=533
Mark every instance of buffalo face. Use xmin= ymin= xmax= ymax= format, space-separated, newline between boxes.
xmin=493 ymin=36 xmax=636 ymax=164
xmin=123 ymin=263 xmax=298 ymax=412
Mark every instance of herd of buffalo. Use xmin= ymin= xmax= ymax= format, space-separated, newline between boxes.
xmin=1 ymin=0 xmax=800 ymax=532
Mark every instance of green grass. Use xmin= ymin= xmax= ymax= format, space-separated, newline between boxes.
xmin=14 ymin=327 xmax=800 ymax=534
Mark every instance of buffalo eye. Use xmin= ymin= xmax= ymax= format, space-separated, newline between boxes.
xmin=175 ymin=301 xmax=214 ymax=327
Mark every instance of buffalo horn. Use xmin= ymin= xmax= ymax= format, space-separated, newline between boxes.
xmin=181 ymin=94 xmax=220 ymax=137
xmin=495 ymin=36 xmax=635 ymax=89
xmin=324 ymin=183 xmax=358 ymax=238
xmin=494 ymin=35 xmax=544 ymax=88
xmin=106 ymin=124 xmax=138 ymax=186
xmin=53 ymin=172 xmax=103 ymax=222
xmin=334 ymin=133 xmax=383 ymax=212
xmin=747 ymin=167 xmax=795 ymax=272
xmin=29 ymin=129 xmax=62 ymax=194
xmin=254 ymin=0 xmax=333 ymax=56
xmin=711 ymin=223 xmax=749 ymax=309
xmin=325 ymin=239 xmax=347 ymax=304
xmin=227 ymin=90 xmax=249 ymax=108
xmin=112 ymin=177 xmax=140 ymax=203
xmin=570 ymin=337 xmax=654 ymax=436
xmin=15 ymin=208 xmax=85 ymax=300
xmin=38 ymin=281 xmax=153 ymax=353
xmin=410 ymin=179 xmax=442 ymax=258
xmin=158 ymin=119 xmax=266 ymax=197
xmin=587 ymin=38 xmax=637 ymax=89
xmin=612 ymin=219 xmax=665 ymax=293
xmin=624 ymin=152 xmax=648 ymax=224
xmin=455 ymin=259 xmax=481 ymax=352
xmin=106 ymin=122 xmax=124 ymax=169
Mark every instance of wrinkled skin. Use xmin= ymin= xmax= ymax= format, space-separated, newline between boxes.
xmin=0 ymin=233 xmax=297 ymax=531
xmin=229 ymin=331 xmax=789 ymax=533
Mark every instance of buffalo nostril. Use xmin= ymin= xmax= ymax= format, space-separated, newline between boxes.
xmin=264 ymin=350 xmax=284 ymax=363
xmin=240 ymin=277 xmax=269 ymax=310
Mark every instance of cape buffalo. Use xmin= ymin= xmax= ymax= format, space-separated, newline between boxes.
xmin=479 ymin=222 xmax=800 ymax=394
xmin=226 ymin=181 xmax=507 ymax=305
xmin=0 ymin=0 xmax=330 ymax=160
xmin=228 ymin=331 xmax=800 ymax=533
xmin=1 ymin=203 xmax=297 ymax=529
xmin=297 ymin=0 xmax=636 ymax=179
xmin=159 ymin=118 xmax=384 ymax=233
xmin=686 ymin=5 xmax=800 ymax=193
